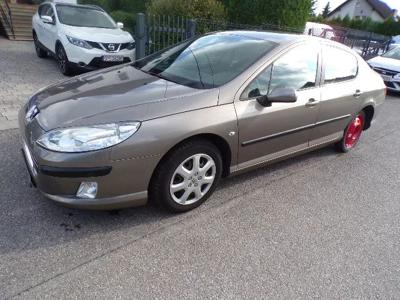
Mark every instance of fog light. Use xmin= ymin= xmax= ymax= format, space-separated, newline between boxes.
xmin=77 ymin=182 xmax=98 ymax=199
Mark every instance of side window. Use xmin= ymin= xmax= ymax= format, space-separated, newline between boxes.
xmin=323 ymin=46 xmax=358 ymax=84
xmin=38 ymin=4 xmax=48 ymax=17
xmin=241 ymin=65 xmax=272 ymax=99
xmin=269 ymin=45 xmax=318 ymax=92
xmin=240 ymin=44 xmax=318 ymax=100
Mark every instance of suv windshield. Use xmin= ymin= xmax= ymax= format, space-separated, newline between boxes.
xmin=56 ymin=5 xmax=116 ymax=29
xmin=383 ymin=48 xmax=400 ymax=60
xmin=133 ymin=34 xmax=278 ymax=89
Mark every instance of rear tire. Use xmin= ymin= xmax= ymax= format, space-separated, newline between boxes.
xmin=56 ymin=44 xmax=74 ymax=76
xmin=150 ymin=140 xmax=223 ymax=212
xmin=335 ymin=111 xmax=366 ymax=153
xmin=33 ymin=33 xmax=47 ymax=58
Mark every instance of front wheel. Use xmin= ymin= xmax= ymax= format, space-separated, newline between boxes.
xmin=150 ymin=140 xmax=223 ymax=212
xmin=56 ymin=44 xmax=74 ymax=76
xmin=335 ymin=111 xmax=365 ymax=153
xmin=33 ymin=33 xmax=47 ymax=58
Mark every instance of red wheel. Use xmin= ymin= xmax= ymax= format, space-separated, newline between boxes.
xmin=336 ymin=112 xmax=365 ymax=153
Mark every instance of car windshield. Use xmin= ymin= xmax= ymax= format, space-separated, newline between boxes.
xmin=56 ymin=5 xmax=116 ymax=29
xmin=132 ymin=34 xmax=278 ymax=89
xmin=383 ymin=48 xmax=400 ymax=60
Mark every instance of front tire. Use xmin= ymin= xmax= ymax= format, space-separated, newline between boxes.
xmin=56 ymin=44 xmax=74 ymax=76
xmin=150 ymin=140 xmax=223 ymax=212
xmin=33 ymin=33 xmax=47 ymax=58
xmin=335 ymin=111 xmax=365 ymax=153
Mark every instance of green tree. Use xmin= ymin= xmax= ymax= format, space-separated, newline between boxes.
xmin=310 ymin=0 xmax=318 ymax=16
xmin=223 ymin=0 xmax=313 ymax=30
xmin=322 ymin=2 xmax=331 ymax=18
xmin=147 ymin=0 xmax=227 ymax=20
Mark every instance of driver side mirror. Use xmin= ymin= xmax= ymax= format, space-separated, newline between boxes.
xmin=257 ymin=87 xmax=297 ymax=107
xmin=41 ymin=15 xmax=54 ymax=25
xmin=117 ymin=22 xmax=124 ymax=29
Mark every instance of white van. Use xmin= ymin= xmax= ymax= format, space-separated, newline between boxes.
xmin=304 ymin=22 xmax=336 ymax=40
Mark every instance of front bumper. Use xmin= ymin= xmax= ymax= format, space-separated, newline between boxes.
xmin=19 ymin=109 xmax=156 ymax=210
xmin=64 ymin=42 xmax=135 ymax=69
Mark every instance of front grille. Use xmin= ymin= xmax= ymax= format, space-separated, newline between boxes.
xmin=88 ymin=57 xmax=131 ymax=68
xmin=373 ymin=67 xmax=399 ymax=77
xmin=86 ymin=41 xmax=134 ymax=52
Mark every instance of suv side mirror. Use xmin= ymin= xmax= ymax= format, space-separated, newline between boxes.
xmin=256 ymin=87 xmax=297 ymax=107
xmin=117 ymin=22 xmax=124 ymax=29
xmin=41 ymin=15 xmax=54 ymax=25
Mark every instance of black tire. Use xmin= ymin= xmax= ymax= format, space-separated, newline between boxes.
xmin=150 ymin=139 xmax=223 ymax=212
xmin=33 ymin=33 xmax=47 ymax=58
xmin=56 ymin=44 xmax=74 ymax=76
xmin=335 ymin=111 xmax=366 ymax=153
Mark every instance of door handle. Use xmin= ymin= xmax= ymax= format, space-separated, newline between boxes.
xmin=305 ymin=98 xmax=319 ymax=107
xmin=354 ymin=90 xmax=362 ymax=98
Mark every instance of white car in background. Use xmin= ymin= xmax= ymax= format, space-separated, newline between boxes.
xmin=32 ymin=2 xmax=135 ymax=75
xmin=368 ymin=47 xmax=400 ymax=92
xmin=304 ymin=22 xmax=337 ymax=40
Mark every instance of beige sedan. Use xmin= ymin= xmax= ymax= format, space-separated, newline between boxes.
xmin=20 ymin=31 xmax=386 ymax=212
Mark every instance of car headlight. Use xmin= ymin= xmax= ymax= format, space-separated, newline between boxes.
xmin=127 ymin=41 xmax=135 ymax=50
xmin=36 ymin=122 xmax=141 ymax=153
xmin=66 ymin=35 xmax=93 ymax=49
xmin=394 ymin=73 xmax=400 ymax=81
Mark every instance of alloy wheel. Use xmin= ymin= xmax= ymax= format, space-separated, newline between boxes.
xmin=344 ymin=114 xmax=365 ymax=149
xmin=57 ymin=47 xmax=67 ymax=73
xmin=170 ymin=153 xmax=216 ymax=205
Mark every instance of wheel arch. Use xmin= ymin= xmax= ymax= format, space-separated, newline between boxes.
xmin=149 ymin=133 xmax=232 ymax=192
xmin=362 ymin=105 xmax=374 ymax=130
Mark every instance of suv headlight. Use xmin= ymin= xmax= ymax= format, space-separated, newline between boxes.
xmin=393 ymin=73 xmax=400 ymax=81
xmin=37 ymin=122 xmax=141 ymax=153
xmin=66 ymin=35 xmax=93 ymax=49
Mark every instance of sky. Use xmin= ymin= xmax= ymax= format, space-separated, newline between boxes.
xmin=316 ymin=0 xmax=400 ymax=13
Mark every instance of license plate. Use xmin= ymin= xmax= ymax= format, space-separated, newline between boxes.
xmin=381 ymin=74 xmax=392 ymax=82
xmin=102 ymin=55 xmax=124 ymax=62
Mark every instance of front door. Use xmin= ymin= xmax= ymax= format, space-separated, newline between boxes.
xmin=234 ymin=43 xmax=321 ymax=170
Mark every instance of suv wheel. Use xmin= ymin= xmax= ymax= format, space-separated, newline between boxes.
xmin=150 ymin=140 xmax=223 ymax=212
xmin=56 ymin=44 xmax=73 ymax=76
xmin=33 ymin=33 xmax=47 ymax=58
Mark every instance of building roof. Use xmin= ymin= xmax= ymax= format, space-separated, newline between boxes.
xmin=328 ymin=0 xmax=395 ymax=19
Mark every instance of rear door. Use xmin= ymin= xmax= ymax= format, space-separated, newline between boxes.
xmin=310 ymin=45 xmax=361 ymax=145
xmin=235 ymin=43 xmax=322 ymax=169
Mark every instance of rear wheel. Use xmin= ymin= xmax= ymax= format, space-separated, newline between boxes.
xmin=33 ymin=33 xmax=47 ymax=58
xmin=56 ymin=44 xmax=74 ymax=76
xmin=335 ymin=111 xmax=365 ymax=153
xmin=150 ymin=140 xmax=222 ymax=212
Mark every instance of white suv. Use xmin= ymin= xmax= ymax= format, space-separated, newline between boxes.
xmin=32 ymin=2 xmax=135 ymax=75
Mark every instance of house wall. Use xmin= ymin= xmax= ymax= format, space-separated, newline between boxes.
xmin=328 ymin=0 xmax=385 ymax=22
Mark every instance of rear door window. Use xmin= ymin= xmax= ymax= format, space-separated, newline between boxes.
xmin=323 ymin=46 xmax=358 ymax=84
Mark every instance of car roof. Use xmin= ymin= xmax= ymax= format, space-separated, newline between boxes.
xmin=213 ymin=30 xmax=356 ymax=52
xmin=215 ymin=30 xmax=304 ymax=44
xmin=43 ymin=1 xmax=104 ymax=11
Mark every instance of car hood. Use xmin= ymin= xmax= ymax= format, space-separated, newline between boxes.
xmin=368 ymin=55 xmax=400 ymax=72
xmin=61 ymin=24 xmax=134 ymax=43
xmin=29 ymin=65 xmax=219 ymax=130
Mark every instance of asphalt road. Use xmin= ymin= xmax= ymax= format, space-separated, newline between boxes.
xmin=1 ymin=95 xmax=400 ymax=299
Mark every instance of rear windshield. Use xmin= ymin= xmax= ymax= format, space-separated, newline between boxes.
xmin=133 ymin=34 xmax=278 ymax=89
xmin=383 ymin=48 xmax=400 ymax=60
xmin=56 ymin=5 xmax=116 ymax=29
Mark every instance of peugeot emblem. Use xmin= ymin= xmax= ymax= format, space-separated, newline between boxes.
xmin=25 ymin=105 xmax=39 ymax=122
xmin=108 ymin=44 xmax=116 ymax=51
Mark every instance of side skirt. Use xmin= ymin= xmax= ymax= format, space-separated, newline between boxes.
xmin=229 ymin=132 xmax=343 ymax=175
